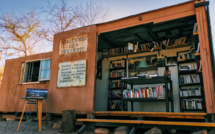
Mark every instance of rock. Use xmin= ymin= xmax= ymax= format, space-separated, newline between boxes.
xmin=94 ymin=128 xmax=109 ymax=134
xmin=47 ymin=121 xmax=54 ymax=128
xmin=83 ymin=125 xmax=96 ymax=134
xmin=52 ymin=122 xmax=61 ymax=129
xmin=192 ymin=130 xmax=207 ymax=134
xmin=144 ymin=127 xmax=162 ymax=134
xmin=168 ymin=129 xmax=177 ymax=134
xmin=114 ymin=126 xmax=129 ymax=134
xmin=6 ymin=118 xmax=15 ymax=121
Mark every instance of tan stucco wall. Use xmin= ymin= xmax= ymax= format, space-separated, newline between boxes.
xmin=0 ymin=52 xmax=52 ymax=112
xmin=47 ymin=25 xmax=97 ymax=114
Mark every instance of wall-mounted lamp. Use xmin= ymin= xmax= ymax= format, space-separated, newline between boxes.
xmin=139 ymin=16 xmax=142 ymax=21
xmin=138 ymin=60 xmax=148 ymax=69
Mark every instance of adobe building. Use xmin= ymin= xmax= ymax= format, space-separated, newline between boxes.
xmin=0 ymin=0 xmax=215 ymax=116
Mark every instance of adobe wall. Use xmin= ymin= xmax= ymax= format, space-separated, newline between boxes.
xmin=0 ymin=52 xmax=52 ymax=112
xmin=47 ymin=25 xmax=97 ymax=114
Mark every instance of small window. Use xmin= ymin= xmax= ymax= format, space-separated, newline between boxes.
xmin=23 ymin=61 xmax=41 ymax=82
xmin=39 ymin=59 xmax=51 ymax=81
xmin=22 ymin=59 xmax=51 ymax=83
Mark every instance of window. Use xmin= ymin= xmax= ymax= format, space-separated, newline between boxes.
xmin=22 ymin=59 xmax=51 ymax=83
xmin=39 ymin=59 xmax=51 ymax=81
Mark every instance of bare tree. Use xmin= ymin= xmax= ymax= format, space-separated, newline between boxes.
xmin=41 ymin=0 xmax=108 ymax=42
xmin=74 ymin=1 xmax=108 ymax=27
xmin=0 ymin=10 xmax=45 ymax=57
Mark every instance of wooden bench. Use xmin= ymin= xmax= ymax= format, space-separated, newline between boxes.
xmin=77 ymin=112 xmax=213 ymax=133
xmin=94 ymin=111 xmax=208 ymax=120
xmin=77 ymin=118 xmax=215 ymax=128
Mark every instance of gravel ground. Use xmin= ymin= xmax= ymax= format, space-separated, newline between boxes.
xmin=0 ymin=121 xmax=60 ymax=134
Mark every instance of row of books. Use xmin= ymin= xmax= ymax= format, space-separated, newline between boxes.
xmin=111 ymin=71 xmax=124 ymax=78
xmin=178 ymin=51 xmax=195 ymax=61
xmin=110 ymin=62 xmax=125 ymax=68
xmin=111 ymin=80 xmax=126 ymax=89
xmin=181 ymin=99 xmax=203 ymax=110
xmin=102 ymin=36 xmax=190 ymax=56
xmin=180 ymin=74 xmax=200 ymax=85
xmin=108 ymin=102 xmax=121 ymax=110
xmin=123 ymin=86 xmax=165 ymax=99
xmin=161 ymin=36 xmax=188 ymax=48
xmin=180 ymin=87 xmax=202 ymax=97
xmin=128 ymin=36 xmax=189 ymax=51
xmin=109 ymin=92 xmax=121 ymax=99
xmin=178 ymin=63 xmax=197 ymax=71
xmin=103 ymin=47 xmax=128 ymax=56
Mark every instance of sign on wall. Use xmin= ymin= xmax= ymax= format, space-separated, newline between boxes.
xmin=57 ymin=60 xmax=86 ymax=87
xmin=59 ymin=34 xmax=88 ymax=55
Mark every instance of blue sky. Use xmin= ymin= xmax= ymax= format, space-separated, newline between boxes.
xmin=0 ymin=0 xmax=214 ymax=51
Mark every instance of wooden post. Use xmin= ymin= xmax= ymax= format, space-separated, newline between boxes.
xmin=37 ymin=100 xmax=43 ymax=132
xmin=62 ymin=110 xmax=76 ymax=133
xmin=195 ymin=0 xmax=215 ymax=113
xmin=17 ymin=100 xmax=28 ymax=132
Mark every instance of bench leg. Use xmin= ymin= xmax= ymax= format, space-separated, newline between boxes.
xmin=129 ymin=117 xmax=142 ymax=134
xmin=78 ymin=115 xmax=95 ymax=134
xmin=78 ymin=125 xmax=88 ymax=134
xmin=129 ymin=126 xmax=137 ymax=134
xmin=37 ymin=100 xmax=43 ymax=132
xmin=17 ymin=100 xmax=28 ymax=132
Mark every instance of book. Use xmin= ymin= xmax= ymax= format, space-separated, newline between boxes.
xmin=158 ymin=85 xmax=165 ymax=98
xmin=149 ymin=74 xmax=158 ymax=77
xmin=142 ymin=88 xmax=146 ymax=98
xmin=193 ymin=23 xmax=198 ymax=33
xmin=128 ymin=43 xmax=134 ymax=51
xmin=196 ymin=43 xmax=200 ymax=53
xmin=199 ymin=60 xmax=202 ymax=71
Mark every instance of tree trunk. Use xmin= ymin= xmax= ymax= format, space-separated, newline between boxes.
xmin=61 ymin=110 xmax=76 ymax=133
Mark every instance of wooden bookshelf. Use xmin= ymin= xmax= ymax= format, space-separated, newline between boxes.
xmin=179 ymin=70 xmax=197 ymax=75
xmin=177 ymin=50 xmax=206 ymax=112
xmin=193 ymin=32 xmax=198 ymax=35
xmin=108 ymin=59 xmax=127 ymax=111
xmin=179 ymin=83 xmax=201 ymax=87
xmin=103 ymin=43 xmax=190 ymax=58
xmin=121 ymin=76 xmax=173 ymax=112
xmin=109 ymin=67 xmax=125 ymax=71
xmin=177 ymin=59 xmax=196 ymax=64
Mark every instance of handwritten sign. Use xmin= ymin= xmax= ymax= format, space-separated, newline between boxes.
xmin=57 ymin=60 xmax=86 ymax=87
xmin=59 ymin=34 xmax=88 ymax=55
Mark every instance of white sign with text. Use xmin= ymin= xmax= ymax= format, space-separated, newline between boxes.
xmin=57 ymin=60 xmax=86 ymax=87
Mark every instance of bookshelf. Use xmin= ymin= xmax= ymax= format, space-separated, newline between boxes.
xmin=102 ymin=36 xmax=191 ymax=59
xmin=127 ymin=54 xmax=160 ymax=77
xmin=121 ymin=76 xmax=173 ymax=112
xmin=177 ymin=50 xmax=206 ymax=112
xmin=108 ymin=59 xmax=127 ymax=111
